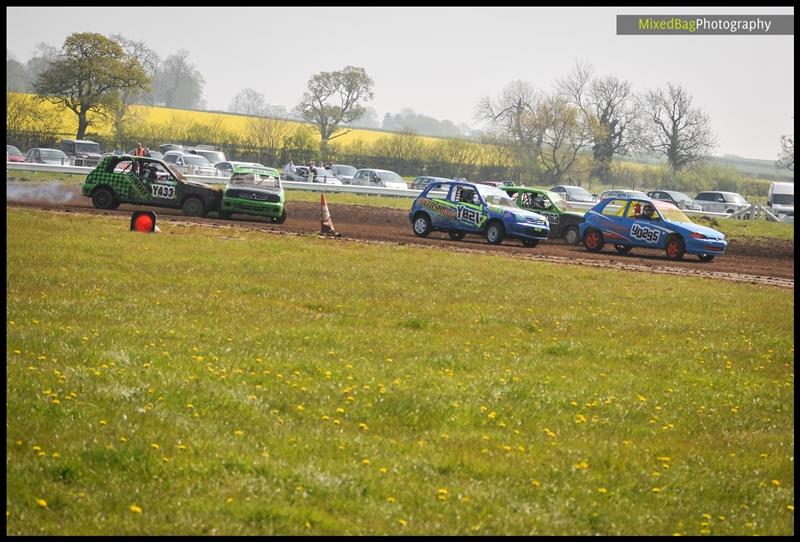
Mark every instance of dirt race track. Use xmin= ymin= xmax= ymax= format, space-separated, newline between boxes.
xmin=7 ymin=186 xmax=795 ymax=289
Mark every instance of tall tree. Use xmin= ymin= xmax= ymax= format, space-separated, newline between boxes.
xmin=109 ymin=34 xmax=158 ymax=145
xmin=536 ymin=95 xmax=592 ymax=184
xmin=6 ymin=51 xmax=28 ymax=92
xmin=32 ymin=32 xmax=149 ymax=140
xmin=296 ymin=65 xmax=374 ymax=159
xmin=640 ymin=83 xmax=716 ymax=171
xmin=229 ymin=88 xmax=267 ymax=116
xmin=151 ymin=49 xmax=205 ymax=109
xmin=558 ymin=62 xmax=640 ymax=180
xmin=475 ymin=80 xmax=544 ymax=179
xmin=777 ymin=132 xmax=794 ymax=171
xmin=25 ymin=43 xmax=59 ymax=89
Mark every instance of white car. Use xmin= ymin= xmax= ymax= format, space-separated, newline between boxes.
xmin=351 ymin=168 xmax=407 ymax=189
xmin=215 ymin=161 xmax=265 ymax=178
xmin=162 ymin=151 xmax=218 ymax=176
xmin=693 ymin=191 xmax=750 ymax=214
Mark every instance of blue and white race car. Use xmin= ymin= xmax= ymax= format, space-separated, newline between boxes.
xmin=579 ymin=197 xmax=727 ymax=261
xmin=409 ymin=180 xmax=550 ymax=247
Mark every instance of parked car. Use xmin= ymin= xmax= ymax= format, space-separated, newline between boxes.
xmin=477 ymin=180 xmax=516 ymax=188
xmin=410 ymin=176 xmax=453 ymax=190
xmin=647 ymin=190 xmax=702 ymax=211
xmin=188 ymin=146 xmax=226 ymax=165
xmin=82 ymin=155 xmax=222 ymax=217
xmin=596 ymin=188 xmax=648 ymax=200
xmin=162 ymin=150 xmax=218 ymax=176
xmin=504 ymin=186 xmax=585 ymax=245
xmin=219 ymin=165 xmax=286 ymax=223
xmin=548 ymin=185 xmax=595 ymax=203
xmin=125 ymin=148 xmax=164 ymax=161
xmin=693 ymin=191 xmax=750 ymax=214
xmin=215 ymin=160 xmax=265 ymax=177
xmin=25 ymin=147 xmax=69 ymax=165
xmin=579 ymin=197 xmax=727 ymax=262
xmin=7 ymin=144 xmax=25 ymax=162
xmin=767 ymin=181 xmax=794 ymax=218
xmin=159 ymin=143 xmax=185 ymax=154
xmin=59 ymin=139 xmax=103 ymax=167
xmin=330 ymin=164 xmax=358 ymax=184
xmin=352 ymin=168 xmax=407 ymax=189
xmin=283 ymin=165 xmax=343 ymax=184
xmin=409 ymin=179 xmax=550 ymax=247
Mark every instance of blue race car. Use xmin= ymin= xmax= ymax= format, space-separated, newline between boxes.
xmin=409 ymin=180 xmax=550 ymax=247
xmin=579 ymin=197 xmax=727 ymax=261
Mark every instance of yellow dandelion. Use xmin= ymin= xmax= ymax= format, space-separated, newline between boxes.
xmin=99 ymin=420 xmax=107 ymax=426
xmin=233 ymin=430 xmax=244 ymax=437
xmin=772 ymin=480 xmax=781 ymax=487
xmin=362 ymin=459 xmax=370 ymax=466
xmin=652 ymin=487 xmax=662 ymax=494
xmin=36 ymin=498 xmax=47 ymax=508
xmin=379 ymin=467 xmax=388 ymax=475
xmin=787 ymin=505 xmax=794 ymax=512
xmin=575 ymin=460 xmax=589 ymax=470
xmin=386 ymin=496 xmax=396 ymax=503
xmin=128 ymin=504 xmax=142 ymax=514
xmin=358 ymin=423 xmax=368 ymax=431
xmin=119 ymin=436 xmax=127 ymax=443
xmin=321 ymin=415 xmax=330 ymax=421
xmin=597 ymin=487 xmax=608 ymax=494
xmin=150 ymin=443 xmax=160 ymax=450
xmin=398 ymin=519 xmax=407 ymax=526
xmin=531 ymin=479 xmax=541 ymax=487
xmin=51 ymin=452 xmax=60 ymax=459
xmin=226 ymin=497 xmax=234 ymax=503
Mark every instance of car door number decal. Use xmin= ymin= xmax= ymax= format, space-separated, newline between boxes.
xmin=457 ymin=206 xmax=482 ymax=224
xmin=630 ymin=223 xmax=660 ymax=244
xmin=151 ymin=184 xmax=176 ymax=199
xmin=545 ymin=212 xmax=559 ymax=224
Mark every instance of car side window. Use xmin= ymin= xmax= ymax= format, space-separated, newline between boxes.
xmin=427 ymin=182 xmax=450 ymax=201
xmin=716 ymin=194 xmax=724 ymax=202
xmin=602 ymin=199 xmax=628 ymax=217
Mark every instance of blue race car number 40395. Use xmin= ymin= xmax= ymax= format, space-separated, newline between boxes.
xmin=630 ymin=223 xmax=660 ymax=244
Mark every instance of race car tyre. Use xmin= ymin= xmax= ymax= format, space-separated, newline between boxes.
xmin=614 ymin=244 xmax=632 ymax=254
xmin=698 ymin=254 xmax=715 ymax=262
xmin=412 ymin=213 xmax=432 ymax=237
xmin=218 ymin=210 xmax=232 ymax=220
xmin=486 ymin=221 xmax=505 ymax=245
xmin=273 ymin=209 xmax=287 ymax=224
xmin=448 ymin=231 xmax=466 ymax=241
xmin=91 ymin=187 xmax=116 ymax=210
xmin=182 ymin=196 xmax=206 ymax=217
xmin=665 ymin=235 xmax=685 ymax=261
xmin=583 ymin=229 xmax=604 ymax=252
xmin=522 ymin=239 xmax=539 ymax=248
xmin=563 ymin=225 xmax=579 ymax=245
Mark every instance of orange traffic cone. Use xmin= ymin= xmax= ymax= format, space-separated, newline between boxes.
xmin=320 ymin=193 xmax=341 ymax=236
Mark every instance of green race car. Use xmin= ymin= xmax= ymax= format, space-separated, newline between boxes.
xmin=219 ymin=165 xmax=286 ymax=223
xmin=82 ymin=154 xmax=222 ymax=217
xmin=504 ymin=186 xmax=585 ymax=245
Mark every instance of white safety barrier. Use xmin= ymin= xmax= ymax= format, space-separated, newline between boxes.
xmin=3 ymin=162 xmax=776 ymax=219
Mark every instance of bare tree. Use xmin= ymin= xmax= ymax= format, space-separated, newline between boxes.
xmin=151 ymin=49 xmax=205 ymax=109
xmin=229 ymin=88 xmax=267 ymax=116
xmin=777 ymin=132 xmax=794 ymax=171
xmin=536 ymin=95 xmax=592 ymax=184
xmin=558 ymin=62 xmax=640 ymax=181
xmin=296 ymin=65 xmax=374 ymax=160
xmin=640 ymin=83 xmax=716 ymax=172
xmin=475 ymin=80 xmax=544 ymax=180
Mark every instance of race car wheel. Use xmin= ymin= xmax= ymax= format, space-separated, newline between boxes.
xmin=485 ymin=221 xmax=505 ymax=245
xmin=583 ymin=229 xmax=604 ymax=252
xmin=614 ymin=244 xmax=632 ymax=254
xmin=91 ymin=187 xmax=116 ymax=210
xmin=273 ymin=209 xmax=287 ymax=224
xmin=563 ymin=225 xmax=579 ymax=245
xmin=412 ymin=213 xmax=432 ymax=237
xmin=522 ymin=239 xmax=539 ymax=248
xmin=665 ymin=235 xmax=685 ymax=261
xmin=448 ymin=231 xmax=466 ymax=241
xmin=698 ymin=254 xmax=715 ymax=262
xmin=182 ymin=196 xmax=205 ymax=217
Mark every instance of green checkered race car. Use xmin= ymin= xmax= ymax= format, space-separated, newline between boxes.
xmin=504 ymin=186 xmax=586 ymax=245
xmin=219 ymin=165 xmax=286 ymax=223
xmin=82 ymin=155 xmax=222 ymax=217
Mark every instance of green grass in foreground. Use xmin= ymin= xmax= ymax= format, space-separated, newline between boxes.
xmin=6 ymin=209 xmax=794 ymax=535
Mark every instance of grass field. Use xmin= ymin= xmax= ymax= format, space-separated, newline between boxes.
xmin=6 ymin=208 xmax=794 ymax=535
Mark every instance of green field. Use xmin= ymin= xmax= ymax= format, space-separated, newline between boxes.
xmin=5 ymin=209 xmax=794 ymax=535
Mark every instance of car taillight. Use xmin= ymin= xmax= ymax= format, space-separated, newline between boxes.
xmin=691 ymin=232 xmax=707 ymax=239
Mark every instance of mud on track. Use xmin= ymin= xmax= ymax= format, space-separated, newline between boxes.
xmin=7 ymin=184 xmax=795 ymax=289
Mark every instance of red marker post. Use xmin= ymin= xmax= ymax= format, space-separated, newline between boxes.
xmin=130 ymin=211 xmax=158 ymax=233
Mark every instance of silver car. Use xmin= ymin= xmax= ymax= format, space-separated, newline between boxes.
xmin=162 ymin=150 xmax=218 ymax=176
xmin=694 ymin=191 xmax=750 ymax=214
xmin=352 ymin=168 xmax=407 ymax=189
xmin=647 ymin=189 xmax=702 ymax=211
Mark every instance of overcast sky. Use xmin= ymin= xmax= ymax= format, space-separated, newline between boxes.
xmin=6 ymin=6 xmax=794 ymax=160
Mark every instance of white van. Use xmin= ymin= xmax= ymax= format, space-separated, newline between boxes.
xmin=767 ymin=182 xmax=794 ymax=218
